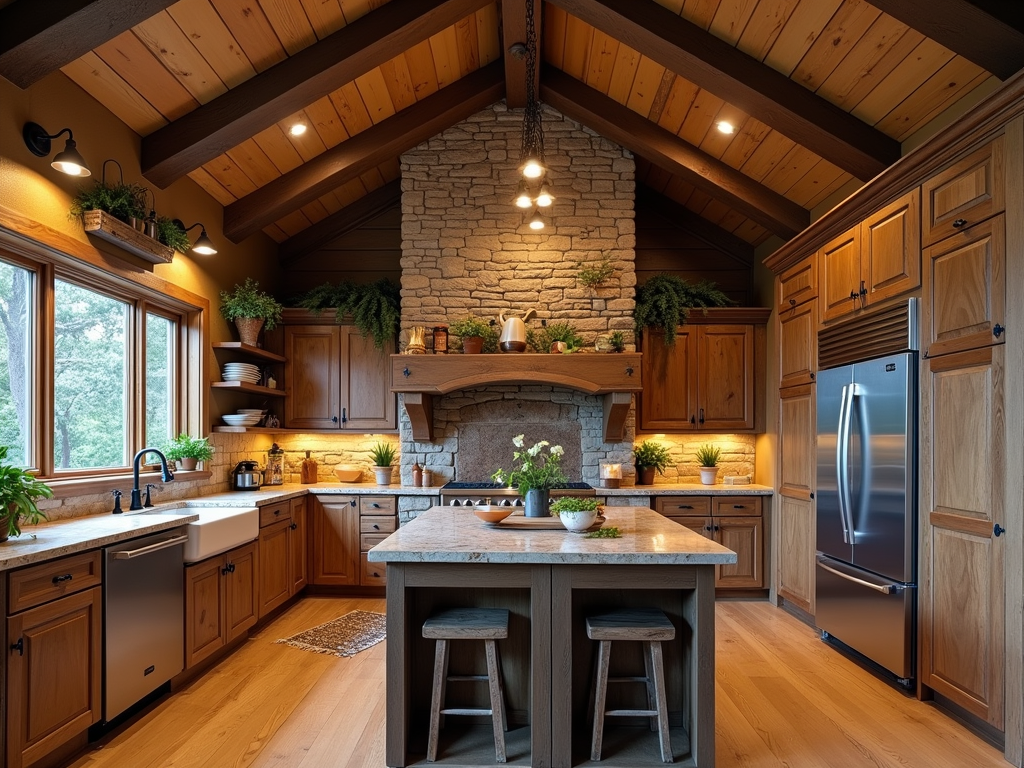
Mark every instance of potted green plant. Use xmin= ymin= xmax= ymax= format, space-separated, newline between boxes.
xmin=492 ymin=434 xmax=567 ymax=517
xmin=163 ymin=433 xmax=215 ymax=471
xmin=695 ymin=443 xmax=721 ymax=486
xmin=449 ymin=315 xmax=494 ymax=354
xmin=294 ymin=279 xmax=401 ymax=350
xmin=220 ymin=278 xmax=284 ymax=346
xmin=633 ymin=440 xmax=671 ymax=486
xmin=550 ymin=496 xmax=602 ymax=532
xmin=527 ymin=321 xmax=585 ymax=353
xmin=0 ymin=446 xmax=53 ymax=542
xmin=369 ymin=442 xmax=398 ymax=485
xmin=633 ymin=275 xmax=731 ymax=345
xmin=609 ymin=330 xmax=626 ymax=353
xmin=71 ymin=179 xmax=148 ymax=226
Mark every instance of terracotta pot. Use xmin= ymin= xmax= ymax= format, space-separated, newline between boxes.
xmin=178 ymin=457 xmax=198 ymax=471
xmin=636 ymin=466 xmax=656 ymax=485
xmin=462 ymin=335 xmax=484 ymax=354
xmin=234 ymin=317 xmax=264 ymax=346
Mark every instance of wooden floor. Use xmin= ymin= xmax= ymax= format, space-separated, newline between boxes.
xmin=67 ymin=597 xmax=1007 ymax=768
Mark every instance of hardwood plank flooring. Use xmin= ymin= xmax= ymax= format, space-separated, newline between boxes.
xmin=67 ymin=598 xmax=1005 ymax=767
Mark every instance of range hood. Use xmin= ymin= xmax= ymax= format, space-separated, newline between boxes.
xmin=391 ymin=353 xmax=642 ymax=443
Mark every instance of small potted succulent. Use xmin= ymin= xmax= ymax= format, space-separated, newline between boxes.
xmin=633 ymin=440 xmax=671 ymax=486
xmin=695 ymin=443 xmax=721 ymax=486
xmin=219 ymin=278 xmax=284 ymax=347
xmin=369 ymin=442 xmax=398 ymax=485
xmin=0 ymin=446 xmax=53 ymax=542
xmin=449 ymin=315 xmax=494 ymax=354
xmin=163 ymin=433 xmax=215 ymax=471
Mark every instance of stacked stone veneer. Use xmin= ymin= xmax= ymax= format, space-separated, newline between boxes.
xmin=398 ymin=102 xmax=636 ymax=487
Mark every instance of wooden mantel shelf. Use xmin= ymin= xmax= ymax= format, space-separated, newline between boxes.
xmin=390 ymin=353 xmax=642 ymax=443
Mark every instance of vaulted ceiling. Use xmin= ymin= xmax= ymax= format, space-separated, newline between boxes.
xmin=2 ymin=0 xmax=1021 ymax=256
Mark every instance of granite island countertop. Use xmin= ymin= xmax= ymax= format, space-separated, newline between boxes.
xmin=368 ymin=505 xmax=737 ymax=566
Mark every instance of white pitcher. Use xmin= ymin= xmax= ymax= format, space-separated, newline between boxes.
xmin=497 ymin=309 xmax=536 ymax=352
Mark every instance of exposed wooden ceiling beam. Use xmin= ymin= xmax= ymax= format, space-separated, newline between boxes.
xmin=280 ymin=180 xmax=402 ymax=264
xmin=541 ymin=67 xmax=809 ymax=239
xmin=0 ymin=0 xmax=177 ymax=89
xmin=635 ymin=184 xmax=754 ymax=267
xmin=500 ymin=0 xmax=541 ymax=109
xmin=864 ymin=0 xmax=1024 ymax=80
xmin=546 ymin=0 xmax=900 ymax=181
xmin=141 ymin=0 xmax=491 ymax=189
xmin=224 ymin=62 xmax=505 ymax=244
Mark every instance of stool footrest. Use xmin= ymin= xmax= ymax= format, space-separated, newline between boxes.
xmin=608 ymin=676 xmax=650 ymax=683
xmin=441 ymin=708 xmax=495 ymax=716
xmin=606 ymin=708 xmax=659 ymax=717
xmin=447 ymin=674 xmax=488 ymax=682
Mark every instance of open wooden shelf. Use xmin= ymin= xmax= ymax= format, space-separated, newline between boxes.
xmin=212 ymin=342 xmax=286 ymax=363
xmin=211 ymin=426 xmax=399 ymax=434
xmin=82 ymin=209 xmax=174 ymax=264
xmin=211 ymin=381 xmax=285 ymax=396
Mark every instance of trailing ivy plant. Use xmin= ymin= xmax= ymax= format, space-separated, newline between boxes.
xmin=294 ymin=279 xmax=401 ymax=351
xmin=576 ymin=255 xmax=615 ymax=288
xmin=633 ymin=274 xmax=731 ymax=345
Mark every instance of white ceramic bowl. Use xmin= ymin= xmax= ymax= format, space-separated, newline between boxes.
xmin=222 ymin=414 xmax=260 ymax=426
xmin=559 ymin=508 xmax=599 ymax=532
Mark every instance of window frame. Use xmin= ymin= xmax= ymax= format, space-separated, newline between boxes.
xmin=0 ymin=230 xmax=208 ymax=489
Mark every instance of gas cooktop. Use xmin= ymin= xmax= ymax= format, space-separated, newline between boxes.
xmin=441 ymin=481 xmax=594 ymax=491
xmin=439 ymin=481 xmax=595 ymax=507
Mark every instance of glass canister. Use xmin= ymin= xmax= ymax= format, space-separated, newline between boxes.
xmin=600 ymin=462 xmax=622 ymax=489
xmin=266 ymin=443 xmax=285 ymax=485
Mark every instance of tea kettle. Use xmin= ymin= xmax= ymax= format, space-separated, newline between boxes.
xmin=498 ymin=308 xmax=536 ymax=352
xmin=232 ymin=460 xmax=263 ymax=491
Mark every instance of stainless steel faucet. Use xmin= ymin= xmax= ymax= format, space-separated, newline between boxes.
xmin=129 ymin=448 xmax=174 ymax=511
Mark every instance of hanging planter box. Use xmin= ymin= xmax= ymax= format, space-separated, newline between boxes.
xmin=82 ymin=210 xmax=174 ymax=264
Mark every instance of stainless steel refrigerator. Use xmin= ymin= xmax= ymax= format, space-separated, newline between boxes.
xmin=816 ymin=349 xmax=916 ymax=687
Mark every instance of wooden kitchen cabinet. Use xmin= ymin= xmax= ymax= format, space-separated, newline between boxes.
xmin=185 ymin=543 xmax=257 ymax=669
xmin=283 ymin=324 xmax=395 ymax=430
xmin=779 ymin=299 xmax=817 ymax=388
xmin=640 ymin=309 xmax=768 ymax=432
xmin=820 ymin=189 xmax=920 ymax=323
xmin=777 ymin=384 xmax=816 ymax=613
xmin=290 ymin=498 xmax=308 ymax=594
xmin=6 ymin=584 xmax=102 ymax=768
xmin=920 ymin=345 xmax=1005 ymax=728
xmin=921 ymin=136 xmax=1004 ymax=247
xmin=311 ymin=496 xmax=361 ymax=586
xmin=259 ymin=518 xmax=291 ymax=618
xmin=777 ymin=256 xmax=817 ymax=313
xmin=654 ymin=495 xmax=764 ymax=590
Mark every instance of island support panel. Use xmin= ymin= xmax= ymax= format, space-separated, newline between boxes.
xmin=385 ymin=562 xmax=714 ymax=767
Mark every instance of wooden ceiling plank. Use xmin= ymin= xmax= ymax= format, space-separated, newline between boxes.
xmin=334 ymin=177 xmax=372 ymax=207
xmin=263 ymin=224 xmax=289 ymax=243
xmin=762 ymin=0 xmax=843 ymax=76
xmin=584 ymin=28 xmax=619 ymax=93
xmin=225 ymin=138 xmax=281 ymax=188
xmin=204 ymin=155 xmax=260 ymax=198
xmin=60 ymin=52 xmax=168 ymax=135
xmin=760 ymin=144 xmax=823 ymax=196
xmin=605 ymin=40 xmax=641 ymax=105
xmin=718 ymin=116 xmax=772 ymax=169
xmin=0 ymin=0 xmax=179 ymax=89
xmin=286 ymin=110 xmax=330 ymax=162
xmin=303 ymin=96 xmax=351 ymax=149
xmin=800 ymin=167 xmax=855 ymax=210
xmin=355 ymin=68 xmax=399 ymax=125
xmin=547 ymin=0 xmax=899 ymax=180
xmin=817 ymin=20 xmax=923 ymax=111
xmin=339 ymin=0 xmax=380 ymax=25
xmin=877 ymin=57 xmax=990 ymax=140
xmin=851 ymin=37 xmax=954 ymax=124
xmin=403 ymin=39 xmax=441 ymax=99
xmin=300 ymin=199 xmax=331 ymax=224
xmin=257 ymin=0 xmax=317 ymax=56
xmin=636 ymin=184 xmax=754 ymax=265
xmin=646 ymin=67 xmax=678 ymax=123
xmin=132 ymin=12 xmax=228 ymax=104
xmin=656 ymin=76 xmax=700 ymax=135
xmin=477 ymin=4 xmax=502 ymax=66
xmin=625 ymin=56 xmax=667 ymax=117
xmin=790 ymin=1 xmax=881 ymax=93
xmin=209 ymin=0 xmax=287 ymax=73
xmin=708 ymin=0 xmax=759 ymax=47
xmin=318 ymin=192 xmax=345 ymax=215
xmin=252 ymin=125 xmax=306 ymax=175
xmin=864 ymin=0 xmax=1024 ymax=80
xmin=275 ymin=209 xmax=314 ymax=237
xmin=541 ymin=66 xmax=808 ymax=238
xmin=330 ymin=81 xmax=376 ymax=136
xmin=94 ymin=31 xmax=199 ymax=122
xmin=678 ymin=88 xmax=726 ymax=149
xmin=738 ymin=130 xmax=796 ymax=183
xmin=735 ymin=0 xmax=801 ymax=63
xmin=142 ymin=0 xmax=490 ymax=188
xmin=697 ymin=108 xmax=750 ymax=160
xmin=543 ymin=4 xmax=568 ymax=69
xmin=454 ymin=14 xmax=481 ymax=76
xmin=188 ymin=167 xmax=237 ymax=205
xmin=280 ymin=178 xmax=402 ymax=263
xmin=167 ymin=0 xmax=258 ymax=90
xmin=783 ymin=159 xmax=845 ymax=207
xmin=732 ymin=219 xmax=768 ymax=242
xmin=678 ymin=0 xmax=717 ymax=30
xmin=428 ymin=25 xmax=461 ymax=89
xmin=223 ymin=60 xmax=505 ymax=242
xmin=299 ymin=0 xmax=347 ymax=40
xmin=562 ymin=12 xmax=595 ymax=81
xmin=380 ymin=54 xmax=419 ymax=112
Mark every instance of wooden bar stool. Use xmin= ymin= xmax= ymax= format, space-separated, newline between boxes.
xmin=587 ymin=608 xmax=675 ymax=763
xmin=422 ymin=608 xmax=509 ymax=763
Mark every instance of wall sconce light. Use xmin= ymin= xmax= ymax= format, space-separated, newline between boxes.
xmin=172 ymin=220 xmax=217 ymax=255
xmin=23 ymin=122 xmax=91 ymax=177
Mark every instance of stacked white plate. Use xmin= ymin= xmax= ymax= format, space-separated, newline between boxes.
xmin=222 ymin=362 xmax=261 ymax=383
xmin=222 ymin=413 xmax=262 ymax=426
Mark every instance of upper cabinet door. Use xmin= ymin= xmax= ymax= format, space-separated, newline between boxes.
xmin=819 ymin=227 xmax=861 ymax=322
xmin=861 ymin=189 xmax=920 ymax=306
xmin=779 ymin=299 xmax=816 ymax=389
xmin=777 ymin=257 xmax=817 ymax=313
xmin=922 ymin=215 xmax=1005 ymax=358
xmin=639 ymin=327 xmax=698 ymax=431
xmin=922 ymin=137 xmax=1004 ymax=247
xmin=698 ymin=325 xmax=755 ymax=431
xmin=340 ymin=327 xmax=396 ymax=431
xmin=284 ymin=326 xmax=341 ymax=429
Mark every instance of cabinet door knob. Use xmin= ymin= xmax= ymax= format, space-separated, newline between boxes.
xmin=372 ymin=503 xmax=380 ymax=508
xmin=332 ymin=416 xmax=339 ymax=423
xmin=274 ymin=509 xmax=280 ymax=516
xmin=952 ymin=218 xmax=968 ymax=228
xmin=995 ymin=524 xmax=1006 ymax=537
xmin=10 ymin=638 xmax=23 ymax=656
xmin=690 ymin=415 xmax=696 ymax=425
xmin=372 ymin=571 xmax=380 ymax=578
xmin=789 ymin=298 xmax=796 ymax=306
xmin=373 ymin=524 xmax=380 ymax=530
xmin=350 ymin=500 xmax=357 ymax=506
xmin=994 ymin=324 xmax=1005 ymax=338
xmin=290 ymin=523 xmax=297 ymax=530
xmin=704 ymin=526 xmax=712 ymax=532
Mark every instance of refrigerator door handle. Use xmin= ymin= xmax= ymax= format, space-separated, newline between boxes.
xmin=816 ymin=556 xmax=893 ymax=594
xmin=836 ymin=384 xmax=856 ymax=544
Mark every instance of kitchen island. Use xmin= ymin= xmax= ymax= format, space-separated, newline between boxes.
xmin=368 ymin=505 xmax=735 ymax=767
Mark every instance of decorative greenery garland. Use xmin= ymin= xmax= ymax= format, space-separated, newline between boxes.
xmin=294 ymin=279 xmax=401 ymax=351
xmin=633 ymin=274 xmax=731 ymax=344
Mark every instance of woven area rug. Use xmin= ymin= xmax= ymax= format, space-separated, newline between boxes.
xmin=276 ymin=610 xmax=386 ymax=657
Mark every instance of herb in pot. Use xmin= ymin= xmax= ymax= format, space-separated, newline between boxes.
xmin=0 ymin=445 xmax=53 ymax=541
xmin=550 ymin=497 xmax=601 ymax=516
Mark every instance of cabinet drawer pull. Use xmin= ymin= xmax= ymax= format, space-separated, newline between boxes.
xmin=952 ymin=218 xmax=968 ymax=228
xmin=291 ymin=523 xmax=297 ymax=531
xmin=994 ymin=324 xmax=1005 ymax=338
xmin=332 ymin=415 xmax=339 ymax=423
xmin=274 ymin=509 xmax=281 ymax=516
xmin=52 ymin=573 xmax=73 ymax=585
xmin=733 ymin=505 xmax=745 ymax=509
xmin=10 ymin=638 xmax=23 ymax=656
xmin=699 ymin=408 xmax=705 ymax=425
xmin=704 ymin=526 xmax=712 ymax=532
xmin=222 ymin=562 xmax=236 ymax=575
xmin=677 ymin=505 xmax=694 ymax=509
xmin=371 ymin=503 xmax=380 ymax=508
xmin=350 ymin=500 xmax=357 ymax=506
xmin=372 ymin=571 xmax=380 ymax=578
xmin=995 ymin=524 xmax=1006 ymax=537
xmin=373 ymin=524 xmax=380 ymax=530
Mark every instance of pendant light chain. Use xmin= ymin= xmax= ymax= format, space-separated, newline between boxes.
xmin=520 ymin=0 xmax=544 ymax=168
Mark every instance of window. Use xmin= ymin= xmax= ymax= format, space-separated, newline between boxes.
xmin=0 ymin=248 xmax=203 ymax=479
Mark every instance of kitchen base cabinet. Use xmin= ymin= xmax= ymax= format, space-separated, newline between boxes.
xmin=311 ymin=496 xmax=360 ymax=586
xmin=290 ymin=498 xmax=307 ymax=594
xmin=185 ymin=543 xmax=257 ymax=670
xmin=6 ymin=586 xmax=102 ymax=768
xmin=778 ymin=384 xmax=816 ymax=614
xmin=258 ymin=500 xmax=307 ymax=619
xmin=777 ymin=496 xmax=815 ymax=613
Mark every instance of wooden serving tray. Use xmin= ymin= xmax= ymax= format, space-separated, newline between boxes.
xmin=485 ymin=514 xmax=606 ymax=533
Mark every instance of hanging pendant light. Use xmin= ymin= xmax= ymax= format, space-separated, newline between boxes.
xmin=517 ymin=0 xmax=545 ymax=181
xmin=535 ymin=181 xmax=554 ymax=208
xmin=528 ymin=210 xmax=545 ymax=230
xmin=514 ymin=179 xmax=533 ymax=208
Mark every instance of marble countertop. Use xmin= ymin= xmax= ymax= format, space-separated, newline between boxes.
xmin=368 ymin=505 xmax=737 ymax=565
xmin=0 ymin=512 xmax=199 ymax=572
xmin=602 ymin=483 xmax=772 ymax=496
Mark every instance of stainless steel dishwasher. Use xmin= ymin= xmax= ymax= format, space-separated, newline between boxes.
xmin=103 ymin=527 xmax=187 ymax=722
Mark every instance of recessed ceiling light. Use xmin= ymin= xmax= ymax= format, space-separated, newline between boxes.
xmin=717 ymin=120 xmax=734 ymax=135
xmin=289 ymin=123 xmax=307 ymax=137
